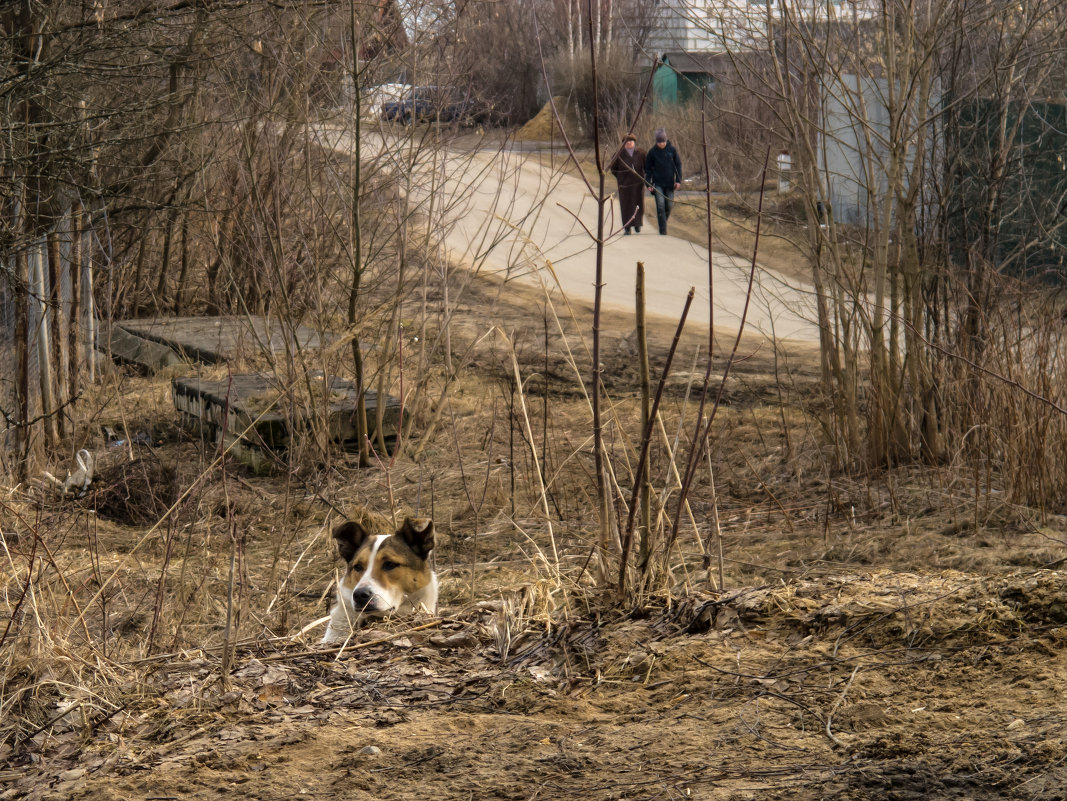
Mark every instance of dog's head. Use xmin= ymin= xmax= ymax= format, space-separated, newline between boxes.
xmin=332 ymin=517 xmax=435 ymax=617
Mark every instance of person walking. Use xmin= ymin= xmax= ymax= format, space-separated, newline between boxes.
xmin=644 ymin=128 xmax=682 ymax=235
xmin=609 ymin=134 xmax=646 ymax=234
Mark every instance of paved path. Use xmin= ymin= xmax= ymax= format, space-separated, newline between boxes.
xmin=317 ymin=128 xmax=820 ymax=343
xmin=434 ymin=146 xmax=820 ymax=342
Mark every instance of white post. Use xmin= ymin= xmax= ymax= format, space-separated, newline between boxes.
xmin=777 ymin=150 xmax=792 ymax=193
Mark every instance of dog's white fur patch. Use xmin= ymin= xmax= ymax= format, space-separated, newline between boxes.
xmin=323 ymin=533 xmax=438 ymax=643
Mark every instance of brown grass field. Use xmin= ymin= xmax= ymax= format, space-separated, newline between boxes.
xmin=2 ymin=207 xmax=1067 ymax=801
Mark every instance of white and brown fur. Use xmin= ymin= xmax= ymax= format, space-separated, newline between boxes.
xmin=323 ymin=517 xmax=438 ymax=643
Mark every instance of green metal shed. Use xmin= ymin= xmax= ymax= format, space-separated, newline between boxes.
xmin=652 ymin=51 xmax=721 ymax=107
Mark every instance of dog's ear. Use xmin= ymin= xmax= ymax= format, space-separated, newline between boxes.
xmin=398 ymin=517 xmax=434 ymax=560
xmin=333 ymin=520 xmax=370 ymax=563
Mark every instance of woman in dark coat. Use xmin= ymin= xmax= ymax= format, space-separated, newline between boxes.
xmin=609 ymin=135 xmax=646 ymax=234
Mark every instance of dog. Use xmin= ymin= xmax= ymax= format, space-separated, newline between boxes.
xmin=322 ymin=516 xmax=438 ymax=643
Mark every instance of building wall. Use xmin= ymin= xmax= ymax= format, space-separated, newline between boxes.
xmin=817 ymin=72 xmax=938 ymax=229
xmin=819 ymin=73 xmax=891 ymax=226
xmin=646 ymin=0 xmax=721 ymax=55
xmin=646 ymin=0 xmax=873 ymax=57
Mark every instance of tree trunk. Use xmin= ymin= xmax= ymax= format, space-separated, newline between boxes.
xmin=47 ymin=230 xmax=67 ymax=438
xmin=349 ymin=0 xmax=370 ymax=467
xmin=15 ymin=249 xmax=31 ymax=479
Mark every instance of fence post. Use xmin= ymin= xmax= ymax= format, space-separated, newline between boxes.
xmin=31 ymin=241 xmax=59 ymax=448
xmin=48 ymin=228 xmax=68 ymax=437
xmin=69 ymin=202 xmax=83 ymax=397
xmin=83 ymin=232 xmax=96 ymax=383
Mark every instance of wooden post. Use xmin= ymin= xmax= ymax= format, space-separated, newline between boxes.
xmin=636 ymin=262 xmax=652 ymax=571
xmin=69 ymin=202 xmax=83 ymax=397
xmin=14 ymin=250 xmax=31 ymax=476
xmin=47 ymin=228 xmax=68 ymax=437
xmin=31 ymin=242 xmax=59 ymax=447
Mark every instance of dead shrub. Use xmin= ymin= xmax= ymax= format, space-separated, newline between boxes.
xmin=90 ymin=456 xmax=184 ymax=527
xmin=549 ymin=46 xmax=644 ymax=137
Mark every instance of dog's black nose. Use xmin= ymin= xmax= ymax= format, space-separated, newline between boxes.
xmin=352 ymin=587 xmax=374 ymax=610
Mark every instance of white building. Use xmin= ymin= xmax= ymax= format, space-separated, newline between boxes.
xmin=646 ymin=0 xmax=873 ymax=56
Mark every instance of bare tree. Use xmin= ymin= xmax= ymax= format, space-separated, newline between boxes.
xmin=688 ymin=0 xmax=1067 ymax=503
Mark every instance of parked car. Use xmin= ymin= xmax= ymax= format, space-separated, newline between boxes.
xmin=379 ymin=94 xmax=409 ymax=122
xmin=380 ymin=86 xmax=480 ymax=125
xmin=364 ymin=82 xmax=410 ymax=119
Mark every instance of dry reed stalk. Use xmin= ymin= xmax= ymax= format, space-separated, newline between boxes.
xmin=643 ymin=350 xmax=706 ymax=585
xmin=534 ymin=14 xmax=663 ymax=587
xmin=449 ymin=397 xmax=499 ymax=602
xmin=664 ymin=150 xmax=771 ymax=572
xmin=220 ymin=520 xmax=238 ymax=685
xmin=144 ymin=515 xmax=176 ymax=655
xmin=5 ymin=502 xmax=95 ymax=649
xmin=636 ymin=263 xmax=653 ymax=570
xmin=619 ymin=289 xmax=695 ymax=597
xmin=411 ymin=329 xmax=494 ymax=462
xmin=265 ymin=520 xmax=329 ymax=615
xmin=504 ymin=331 xmax=561 ymax=582
xmin=66 ymin=358 xmax=336 ymax=628
xmin=502 ymin=520 xmax=568 ymax=600
xmin=703 ymin=443 xmax=725 ymax=592
xmin=0 ymin=508 xmax=39 ymax=652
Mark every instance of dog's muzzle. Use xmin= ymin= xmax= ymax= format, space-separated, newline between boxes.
xmin=352 ymin=587 xmax=387 ymax=615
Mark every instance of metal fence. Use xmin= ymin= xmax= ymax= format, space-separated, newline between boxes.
xmin=1 ymin=205 xmax=100 ymax=477
xmin=948 ymin=98 xmax=1067 ymax=279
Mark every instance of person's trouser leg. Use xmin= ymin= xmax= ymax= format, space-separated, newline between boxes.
xmin=662 ymin=187 xmax=675 ymax=224
xmin=653 ymin=186 xmax=668 ymax=234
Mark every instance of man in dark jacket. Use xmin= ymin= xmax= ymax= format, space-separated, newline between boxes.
xmin=644 ymin=128 xmax=682 ymax=235
xmin=609 ymin=134 xmax=646 ymax=234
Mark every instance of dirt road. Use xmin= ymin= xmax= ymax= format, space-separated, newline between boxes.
xmin=433 ymin=144 xmax=821 ymax=342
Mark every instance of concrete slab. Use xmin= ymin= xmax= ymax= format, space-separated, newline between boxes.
xmin=116 ymin=316 xmax=333 ymax=365
xmin=104 ymin=324 xmax=184 ymax=372
xmin=172 ymin=372 xmax=400 ymax=470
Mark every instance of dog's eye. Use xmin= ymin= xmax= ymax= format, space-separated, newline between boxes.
xmin=382 ymin=560 xmax=400 ymax=571
xmin=353 ymin=562 xmax=366 ymax=572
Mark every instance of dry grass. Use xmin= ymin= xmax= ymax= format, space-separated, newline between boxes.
xmin=4 ymin=282 xmax=1059 ymax=727
xmin=4 ymin=129 xmax=1067 ymax=801
xmin=3 ymin=331 xmax=1067 ymax=798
